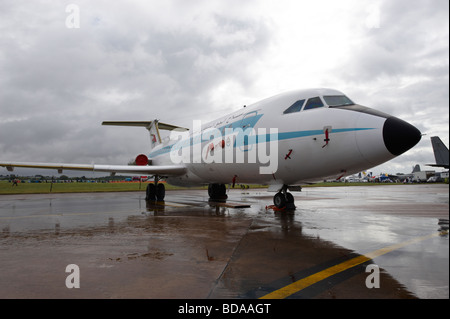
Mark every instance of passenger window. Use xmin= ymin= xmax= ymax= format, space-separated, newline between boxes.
xmin=303 ymin=97 xmax=324 ymax=110
xmin=283 ymin=100 xmax=305 ymax=114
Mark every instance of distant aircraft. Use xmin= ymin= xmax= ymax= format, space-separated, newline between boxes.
xmin=426 ymin=136 xmax=449 ymax=169
xmin=392 ymin=164 xmax=421 ymax=183
xmin=1 ymin=88 xmax=422 ymax=208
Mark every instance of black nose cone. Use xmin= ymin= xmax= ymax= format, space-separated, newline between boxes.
xmin=383 ymin=117 xmax=422 ymax=156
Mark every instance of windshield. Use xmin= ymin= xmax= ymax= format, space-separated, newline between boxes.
xmin=283 ymin=100 xmax=305 ymax=114
xmin=323 ymin=95 xmax=355 ymax=107
xmin=303 ymin=97 xmax=324 ymax=110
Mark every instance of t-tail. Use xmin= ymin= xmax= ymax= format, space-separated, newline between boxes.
xmin=102 ymin=120 xmax=188 ymax=153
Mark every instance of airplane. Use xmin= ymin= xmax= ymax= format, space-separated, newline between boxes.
xmin=1 ymin=88 xmax=422 ymax=209
xmin=392 ymin=164 xmax=421 ymax=183
xmin=426 ymin=136 xmax=449 ymax=169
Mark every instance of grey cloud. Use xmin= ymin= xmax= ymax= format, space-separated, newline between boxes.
xmin=349 ymin=0 xmax=447 ymax=81
xmin=0 ymin=0 xmax=273 ymax=171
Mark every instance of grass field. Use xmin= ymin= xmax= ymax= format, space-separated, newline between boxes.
xmin=0 ymin=181 xmax=153 ymax=195
xmin=0 ymin=180 xmax=427 ymax=195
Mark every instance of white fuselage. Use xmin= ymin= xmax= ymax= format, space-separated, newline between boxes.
xmin=148 ymin=88 xmax=417 ymax=188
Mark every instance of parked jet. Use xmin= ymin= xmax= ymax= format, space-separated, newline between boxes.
xmin=1 ymin=88 xmax=422 ymax=208
xmin=426 ymin=136 xmax=449 ymax=169
xmin=393 ymin=164 xmax=421 ymax=182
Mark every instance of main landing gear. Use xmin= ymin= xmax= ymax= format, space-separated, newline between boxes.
xmin=146 ymin=176 xmax=165 ymax=201
xmin=273 ymin=185 xmax=296 ymax=209
xmin=208 ymin=183 xmax=228 ymax=201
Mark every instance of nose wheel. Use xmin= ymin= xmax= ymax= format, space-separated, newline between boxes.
xmin=273 ymin=185 xmax=296 ymax=209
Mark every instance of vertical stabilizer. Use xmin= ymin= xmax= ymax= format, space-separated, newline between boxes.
xmin=412 ymin=164 xmax=421 ymax=173
xmin=430 ymin=136 xmax=449 ymax=167
xmin=148 ymin=121 xmax=162 ymax=150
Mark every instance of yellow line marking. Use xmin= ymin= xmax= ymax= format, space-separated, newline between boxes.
xmin=259 ymin=232 xmax=441 ymax=299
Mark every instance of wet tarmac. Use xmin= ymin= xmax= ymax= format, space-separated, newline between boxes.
xmin=0 ymin=184 xmax=448 ymax=299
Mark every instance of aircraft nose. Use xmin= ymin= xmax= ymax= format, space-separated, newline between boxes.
xmin=383 ymin=117 xmax=422 ymax=156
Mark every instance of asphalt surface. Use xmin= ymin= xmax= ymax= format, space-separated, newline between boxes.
xmin=0 ymin=184 xmax=448 ymax=299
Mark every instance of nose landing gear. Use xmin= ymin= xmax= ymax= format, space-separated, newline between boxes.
xmin=273 ymin=185 xmax=296 ymax=209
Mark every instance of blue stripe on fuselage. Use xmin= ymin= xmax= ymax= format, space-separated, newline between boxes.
xmin=149 ymin=128 xmax=375 ymax=158
xmin=149 ymin=114 xmax=264 ymax=158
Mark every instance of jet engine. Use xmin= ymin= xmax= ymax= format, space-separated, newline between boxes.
xmin=135 ymin=154 xmax=149 ymax=166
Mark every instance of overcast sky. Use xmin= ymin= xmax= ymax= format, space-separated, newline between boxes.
xmin=0 ymin=0 xmax=448 ymax=177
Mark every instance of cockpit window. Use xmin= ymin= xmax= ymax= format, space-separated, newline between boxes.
xmin=323 ymin=95 xmax=354 ymax=107
xmin=283 ymin=99 xmax=305 ymax=114
xmin=303 ymin=97 xmax=324 ymax=110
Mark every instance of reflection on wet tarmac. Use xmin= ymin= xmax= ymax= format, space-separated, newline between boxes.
xmin=0 ymin=184 xmax=448 ymax=298
xmin=438 ymin=219 xmax=449 ymax=233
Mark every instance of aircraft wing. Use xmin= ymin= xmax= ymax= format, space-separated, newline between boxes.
xmin=0 ymin=161 xmax=186 ymax=176
xmin=426 ymin=163 xmax=450 ymax=169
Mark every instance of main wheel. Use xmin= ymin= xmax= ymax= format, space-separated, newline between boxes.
xmin=208 ymin=184 xmax=214 ymax=198
xmin=273 ymin=192 xmax=286 ymax=208
xmin=146 ymin=183 xmax=156 ymax=201
xmin=156 ymin=183 xmax=165 ymax=201
xmin=208 ymin=183 xmax=228 ymax=200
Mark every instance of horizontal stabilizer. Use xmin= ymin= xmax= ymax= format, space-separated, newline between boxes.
xmin=426 ymin=163 xmax=450 ymax=168
xmin=102 ymin=121 xmax=188 ymax=131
